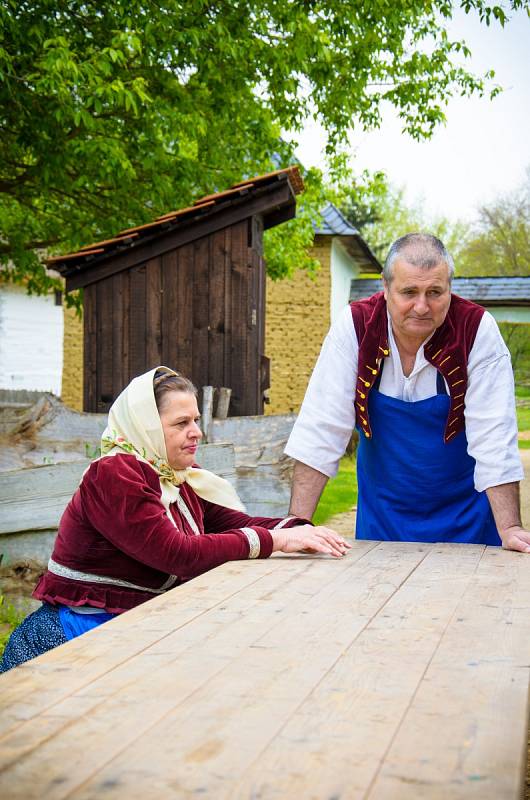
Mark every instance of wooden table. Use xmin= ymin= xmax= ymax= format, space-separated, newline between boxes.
xmin=1 ymin=542 xmax=529 ymax=799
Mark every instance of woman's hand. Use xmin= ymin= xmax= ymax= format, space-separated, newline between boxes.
xmin=271 ymin=525 xmax=351 ymax=558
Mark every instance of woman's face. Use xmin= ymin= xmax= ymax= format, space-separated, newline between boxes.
xmin=159 ymin=391 xmax=203 ymax=470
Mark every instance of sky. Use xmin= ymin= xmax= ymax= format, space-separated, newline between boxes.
xmin=295 ymin=6 xmax=530 ymax=224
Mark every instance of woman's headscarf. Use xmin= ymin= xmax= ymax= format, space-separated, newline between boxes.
xmin=100 ymin=366 xmax=245 ymax=515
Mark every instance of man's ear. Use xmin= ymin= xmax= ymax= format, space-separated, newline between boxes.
xmin=382 ymin=277 xmax=389 ymax=301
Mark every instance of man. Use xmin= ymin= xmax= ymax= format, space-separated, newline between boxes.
xmin=285 ymin=233 xmax=530 ymax=552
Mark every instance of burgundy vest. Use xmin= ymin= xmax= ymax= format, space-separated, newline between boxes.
xmin=350 ymin=292 xmax=485 ymax=443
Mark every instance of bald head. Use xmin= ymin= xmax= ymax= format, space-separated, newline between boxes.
xmin=383 ymin=233 xmax=454 ymax=284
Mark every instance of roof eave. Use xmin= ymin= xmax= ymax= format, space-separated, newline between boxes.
xmin=50 ymin=168 xmax=302 ymax=280
xmin=62 ymin=179 xmax=296 ymax=291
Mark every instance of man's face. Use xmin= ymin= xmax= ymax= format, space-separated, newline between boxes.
xmin=383 ymin=259 xmax=451 ymax=344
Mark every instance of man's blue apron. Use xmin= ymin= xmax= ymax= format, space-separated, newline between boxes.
xmin=356 ymin=371 xmax=499 ymax=544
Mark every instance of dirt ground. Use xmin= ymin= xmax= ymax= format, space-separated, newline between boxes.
xmin=326 ymin=450 xmax=530 ymax=798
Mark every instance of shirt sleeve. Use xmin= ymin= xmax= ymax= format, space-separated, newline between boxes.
xmin=79 ymin=455 xmax=271 ymax=579
xmin=465 ymin=312 xmax=524 ymax=492
xmin=284 ymin=305 xmax=358 ymax=478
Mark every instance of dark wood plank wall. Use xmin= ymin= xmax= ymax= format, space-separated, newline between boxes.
xmin=253 ymin=216 xmax=269 ymax=399
xmin=222 ymin=227 xmax=233 ymax=405
xmin=251 ymin=216 xmax=267 ymax=410
xmin=208 ymin=228 xmax=227 ymax=393
xmin=247 ymin=228 xmax=259 ymax=413
xmin=96 ymin=279 xmax=113 ymax=408
xmin=160 ymin=248 xmax=180 ymax=373
xmin=111 ymin=270 xmax=127 ymax=403
xmin=229 ymin=220 xmax=250 ymax=416
xmin=168 ymin=244 xmax=193 ymax=377
xmin=128 ymin=264 xmax=147 ymax=381
xmin=192 ymin=235 xmax=210 ymax=392
xmin=84 ymin=219 xmax=266 ymax=415
xmin=83 ymin=285 xmax=97 ymax=412
xmin=145 ymin=256 xmax=162 ymax=369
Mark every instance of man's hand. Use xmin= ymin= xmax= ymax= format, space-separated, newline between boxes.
xmin=271 ymin=525 xmax=351 ymax=558
xmin=486 ymin=482 xmax=529 ymax=553
xmin=499 ymin=525 xmax=530 ymax=554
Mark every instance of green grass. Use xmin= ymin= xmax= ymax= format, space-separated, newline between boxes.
xmin=515 ymin=385 xmax=530 ymax=441
xmin=0 ymin=595 xmax=27 ymax=657
xmin=313 ymin=456 xmax=358 ymax=526
xmin=517 ymin=405 xmax=530 ymax=433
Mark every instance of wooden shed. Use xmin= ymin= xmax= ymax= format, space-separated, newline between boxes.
xmin=50 ymin=168 xmax=304 ymax=416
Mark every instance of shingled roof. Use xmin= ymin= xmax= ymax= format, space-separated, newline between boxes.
xmin=447 ymin=277 xmax=530 ymax=306
xmin=314 ymin=203 xmax=360 ymax=236
xmin=314 ymin=203 xmax=381 ymax=273
xmin=48 ymin=167 xmax=304 ymax=279
xmin=350 ymin=276 xmax=530 ymax=305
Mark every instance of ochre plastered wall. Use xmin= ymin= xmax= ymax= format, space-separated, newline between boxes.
xmin=61 ymin=303 xmax=83 ymax=410
xmin=265 ymin=241 xmax=331 ymax=415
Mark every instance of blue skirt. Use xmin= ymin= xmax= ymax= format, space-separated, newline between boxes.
xmin=0 ymin=603 xmax=67 ymax=673
xmin=0 ymin=603 xmax=115 ymax=674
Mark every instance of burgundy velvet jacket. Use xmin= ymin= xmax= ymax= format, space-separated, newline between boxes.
xmin=34 ymin=454 xmax=307 ymax=613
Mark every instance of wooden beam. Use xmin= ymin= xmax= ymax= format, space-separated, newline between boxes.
xmin=201 ymin=386 xmax=215 ymax=442
xmin=215 ymin=388 xmax=231 ymax=420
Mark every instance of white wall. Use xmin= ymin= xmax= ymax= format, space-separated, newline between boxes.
xmin=487 ymin=306 xmax=530 ymax=324
xmin=330 ymin=239 xmax=359 ymax=324
xmin=0 ymin=284 xmax=63 ymax=394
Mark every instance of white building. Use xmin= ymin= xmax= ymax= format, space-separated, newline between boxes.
xmin=0 ymin=283 xmax=64 ymax=395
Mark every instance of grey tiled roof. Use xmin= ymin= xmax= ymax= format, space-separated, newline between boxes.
xmin=314 ymin=203 xmax=361 ymax=236
xmin=315 ymin=204 xmax=381 ymax=272
xmin=448 ymin=277 xmax=530 ymax=305
xmin=350 ymin=276 xmax=530 ymax=305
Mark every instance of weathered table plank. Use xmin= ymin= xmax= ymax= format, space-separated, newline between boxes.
xmin=0 ymin=542 xmax=528 ymax=800
xmin=368 ymin=547 xmax=530 ymax=799
xmin=229 ymin=544 xmax=489 ymax=799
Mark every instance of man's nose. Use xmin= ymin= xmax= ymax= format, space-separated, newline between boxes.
xmin=413 ymin=294 xmax=429 ymax=314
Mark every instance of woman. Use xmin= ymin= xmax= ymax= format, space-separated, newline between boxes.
xmin=1 ymin=366 xmax=349 ymax=672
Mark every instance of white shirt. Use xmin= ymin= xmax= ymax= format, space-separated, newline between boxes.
xmin=285 ymin=305 xmax=523 ymax=493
